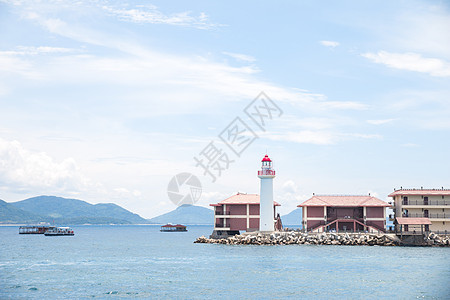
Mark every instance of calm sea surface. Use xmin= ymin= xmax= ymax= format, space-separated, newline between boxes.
xmin=1 ymin=225 xmax=449 ymax=299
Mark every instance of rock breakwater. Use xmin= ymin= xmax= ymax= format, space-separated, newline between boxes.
xmin=194 ymin=232 xmax=450 ymax=247
xmin=195 ymin=232 xmax=399 ymax=246
xmin=425 ymin=232 xmax=450 ymax=246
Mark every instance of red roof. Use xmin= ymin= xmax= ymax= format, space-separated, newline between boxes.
xmin=298 ymin=195 xmax=390 ymax=207
xmin=161 ymin=224 xmax=186 ymax=228
xmin=396 ymin=217 xmax=432 ymax=225
xmin=210 ymin=193 xmax=280 ymax=206
xmin=262 ymin=155 xmax=272 ymax=162
xmin=389 ymin=189 xmax=450 ymax=197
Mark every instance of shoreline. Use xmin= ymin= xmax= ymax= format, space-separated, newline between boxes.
xmin=194 ymin=231 xmax=450 ymax=247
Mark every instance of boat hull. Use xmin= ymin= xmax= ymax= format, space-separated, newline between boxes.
xmin=44 ymin=233 xmax=75 ymax=236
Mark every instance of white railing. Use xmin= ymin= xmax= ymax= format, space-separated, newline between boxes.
xmin=258 ymin=170 xmax=275 ymax=176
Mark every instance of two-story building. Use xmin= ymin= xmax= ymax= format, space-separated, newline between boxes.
xmin=389 ymin=188 xmax=450 ymax=233
xmin=210 ymin=193 xmax=280 ymax=238
xmin=298 ymin=195 xmax=390 ymax=233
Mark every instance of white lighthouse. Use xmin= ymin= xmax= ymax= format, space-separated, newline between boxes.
xmin=258 ymin=154 xmax=276 ymax=232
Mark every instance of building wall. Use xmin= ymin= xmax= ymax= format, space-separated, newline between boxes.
xmin=230 ymin=218 xmax=247 ymax=231
xmin=366 ymin=207 xmax=384 ymax=218
xmin=249 ymin=204 xmax=259 ymax=215
xmin=215 ymin=206 xmax=223 ymax=214
xmin=249 ymin=218 xmax=259 ymax=229
xmin=430 ymin=221 xmax=448 ymax=232
xmin=215 ymin=218 xmax=223 ymax=227
xmin=393 ymin=193 xmax=450 ymax=232
xmin=307 ymin=206 xmax=324 ymax=218
xmin=332 ymin=207 xmax=360 ymax=219
xmin=229 ymin=204 xmax=247 ymax=215
xmin=213 ymin=202 xmax=279 ymax=232
xmin=367 ymin=220 xmax=384 ymax=230
xmin=307 ymin=220 xmax=323 ymax=229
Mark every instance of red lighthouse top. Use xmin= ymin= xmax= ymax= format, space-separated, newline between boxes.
xmin=258 ymin=154 xmax=275 ymax=176
xmin=261 ymin=155 xmax=272 ymax=162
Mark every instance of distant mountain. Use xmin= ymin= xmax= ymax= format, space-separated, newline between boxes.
xmin=0 ymin=199 xmax=42 ymax=223
xmin=148 ymin=204 xmax=213 ymax=225
xmin=4 ymin=195 xmax=148 ymax=224
xmin=281 ymin=208 xmax=302 ymax=226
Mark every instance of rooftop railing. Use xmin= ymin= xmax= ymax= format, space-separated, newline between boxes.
xmin=394 ymin=187 xmax=449 ymax=191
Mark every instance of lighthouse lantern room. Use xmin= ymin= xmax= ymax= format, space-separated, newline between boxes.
xmin=258 ymin=155 xmax=276 ymax=232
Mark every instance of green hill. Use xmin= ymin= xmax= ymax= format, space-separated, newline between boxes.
xmin=0 ymin=199 xmax=43 ymax=223
xmin=148 ymin=204 xmax=213 ymax=225
xmin=6 ymin=195 xmax=148 ymax=224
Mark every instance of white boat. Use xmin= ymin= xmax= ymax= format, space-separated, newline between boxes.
xmin=44 ymin=227 xmax=75 ymax=236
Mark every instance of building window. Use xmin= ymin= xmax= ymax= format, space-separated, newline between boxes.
xmin=423 ymin=196 xmax=428 ymax=205
xmin=424 ymin=210 xmax=429 ymax=218
xmin=425 ymin=225 xmax=429 ymax=231
xmin=402 ymin=196 xmax=408 ymax=205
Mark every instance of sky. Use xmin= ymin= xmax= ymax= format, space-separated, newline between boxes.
xmin=0 ymin=0 xmax=449 ymax=218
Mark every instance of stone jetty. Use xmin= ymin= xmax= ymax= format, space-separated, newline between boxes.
xmin=425 ymin=232 xmax=450 ymax=246
xmin=194 ymin=232 xmax=450 ymax=247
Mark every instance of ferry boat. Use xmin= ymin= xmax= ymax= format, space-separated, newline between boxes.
xmin=160 ymin=224 xmax=187 ymax=232
xmin=19 ymin=224 xmax=50 ymax=234
xmin=44 ymin=227 xmax=75 ymax=236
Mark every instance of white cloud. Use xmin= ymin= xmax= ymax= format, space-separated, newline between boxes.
xmin=275 ymin=181 xmax=308 ymax=214
xmin=0 ymin=137 xmax=91 ymax=193
xmin=222 ymin=51 xmax=256 ymax=63
xmin=320 ymin=40 xmax=340 ymax=48
xmin=0 ymin=0 xmax=369 ymax=114
xmin=0 ymin=46 xmax=75 ymax=56
xmin=113 ymin=187 xmax=142 ymax=198
xmin=0 ymin=52 xmax=40 ymax=78
xmin=367 ymin=119 xmax=395 ymax=125
xmin=102 ymin=4 xmax=222 ymax=30
xmin=282 ymin=180 xmax=298 ymax=194
xmin=362 ymin=51 xmax=450 ymax=77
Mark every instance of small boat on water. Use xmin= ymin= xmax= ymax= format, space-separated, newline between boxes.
xmin=160 ymin=224 xmax=187 ymax=232
xmin=44 ymin=227 xmax=75 ymax=236
xmin=19 ymin=223 xmax=51 ymax=234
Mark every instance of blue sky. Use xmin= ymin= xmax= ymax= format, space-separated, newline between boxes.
xmin=0 ymin=0 xmax=449 ymax=217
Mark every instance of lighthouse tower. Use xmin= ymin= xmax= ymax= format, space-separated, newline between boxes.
xmin=258 ymin=154 xmax=276 ymax=232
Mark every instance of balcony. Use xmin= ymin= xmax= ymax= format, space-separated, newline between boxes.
xmin=401 ymin=200 xmax=450 ymax=206
xmin=258 ymin=170 xmax=275 ymax=176
xmin=404 ymin=213 xmax=450 ymax=219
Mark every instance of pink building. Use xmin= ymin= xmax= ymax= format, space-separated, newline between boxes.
xmin=210 ymin=193 xmax=280 ymax=238
xmin=298 ymin=195 xmax=390 ymax=233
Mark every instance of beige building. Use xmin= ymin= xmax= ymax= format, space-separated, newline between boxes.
xmin=389 ymin=188 xmax=450 ymax=233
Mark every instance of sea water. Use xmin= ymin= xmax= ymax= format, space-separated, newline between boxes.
xmin=1 ymin=225 xmax=449 ymax=299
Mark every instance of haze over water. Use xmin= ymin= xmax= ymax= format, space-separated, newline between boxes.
xmin=1 ymin=225 xmax=449 ymax=299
